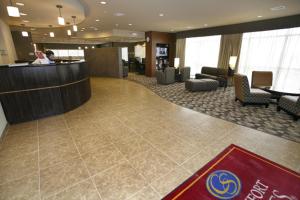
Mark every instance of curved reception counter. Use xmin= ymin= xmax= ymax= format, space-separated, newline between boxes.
xmin=0 ymin=62 xmax=91 ymax=124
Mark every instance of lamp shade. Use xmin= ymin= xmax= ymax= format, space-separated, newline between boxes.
xmin=57 ymin=16 xmax=65 ymax=25
xmin=174 ymin=57 xmax=180 ymax=68
xmin=7 ymin=6 xmax=20 ymax=17
xmin=21 ymin=31 xmax=28 ymax=37
xmin=229 ymin=56 xmax=237 ymax=69
xmin=73 ymin=25 xmax=78 ymax=32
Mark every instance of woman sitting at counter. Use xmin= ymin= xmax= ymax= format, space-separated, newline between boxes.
xmin=32 ymin=50 xmax=55 ymax=64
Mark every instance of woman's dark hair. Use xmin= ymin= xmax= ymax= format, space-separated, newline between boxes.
xmin=45 ymin=50 xmax=54 ymax=57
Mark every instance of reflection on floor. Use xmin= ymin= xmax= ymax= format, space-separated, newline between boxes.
xmin=0 ymin=78 xmax=299 ymax=200
xmin=128 ymin=73 xmax=300 ymax=143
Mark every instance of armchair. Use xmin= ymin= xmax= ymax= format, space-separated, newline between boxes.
xmin=277 ymin=96 xmax=300 ymax=121
xmin=234 ymin=74 xmax=271 ymax=107
xmin=156 ymin=67 xmax=175 ymax=85
xmin=251 ymin=71 xmax=273 ymax=88
xmin=179 ymin=67 xmax=191 ymax=82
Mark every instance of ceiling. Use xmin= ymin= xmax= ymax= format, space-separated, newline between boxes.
xmin=1 ymin=0 xmax=300 ymax=44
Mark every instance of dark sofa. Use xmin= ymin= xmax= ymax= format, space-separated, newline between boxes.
xmin=195 ymin=66 xmax=227 ymax=87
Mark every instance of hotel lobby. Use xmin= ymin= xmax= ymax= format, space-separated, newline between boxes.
xmin=0 ymin=0 xmax=300 ymax=200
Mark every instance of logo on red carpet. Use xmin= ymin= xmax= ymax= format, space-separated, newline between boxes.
xmin=206 ymin=170 xmax=242 ymax=199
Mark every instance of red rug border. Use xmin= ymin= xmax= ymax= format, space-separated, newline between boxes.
xmin=163 ymin=144 xmax=300 ymax=200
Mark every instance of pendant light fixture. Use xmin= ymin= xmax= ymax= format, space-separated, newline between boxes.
xmin=49 ymin=25 xmax=55 ymax=37
xmin=56 ymin=5 xmax=65 ymax=25
xmin=66 ymin=22 xmax=72 ymax=36
xmin=72 ymin=16 xmax=78 ymax=32
xmin=20 ymin=24 xmax=28 ymax=37
xmin=7 ymin=0 xmax=20 ymax=17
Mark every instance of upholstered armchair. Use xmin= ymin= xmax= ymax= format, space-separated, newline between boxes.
xmin=251 ymin=71 xmax=273 ymax=88
xmin=179 ymin=67 xmax=191 ymax=82
xmin=234 ymin=74 xmax=271 ymax=107
xmin=277 ymin=96 xmax=300 ymax=121
xmin=155 ymin=67 xmax=175 ymax=85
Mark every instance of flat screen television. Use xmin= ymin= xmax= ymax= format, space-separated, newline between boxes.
xmin=156 ymin=47 xmax=168 ymax=57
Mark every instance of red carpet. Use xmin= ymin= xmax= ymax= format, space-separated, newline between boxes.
xmin=163 ymin=144 xmax=300 ymax=200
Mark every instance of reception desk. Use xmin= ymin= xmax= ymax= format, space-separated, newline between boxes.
xmin=0 ymin=62 xmax=91 ymax=124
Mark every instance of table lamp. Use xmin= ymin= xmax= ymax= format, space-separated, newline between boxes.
xmin=228 ymin=56 xmax=237 ymax=76
xmin=174 ymin=58 xmax=180 ymax=69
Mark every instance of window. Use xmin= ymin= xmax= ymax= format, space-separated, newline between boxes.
xmin=49 ymin=49 xmax=85 ymax=59
xmin=238 ymin=27 xmax=300 ymax=92
xmin=121 ymin=47 xmax=128 ymax=61
xmin=185 ymin=35 xmax=221 ymax=77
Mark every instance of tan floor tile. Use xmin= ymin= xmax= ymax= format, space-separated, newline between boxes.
xmin=129 ymin=148 xmax=177 ymax=182
xmin=151 ymin=166 xmax=191 ymax=198
xmin=0 ymin=139 xmax=38 ymax=160
xmin=69 ymin=125 xmax=101 ymax=139
xmin=93 ymin=162 xmax=146 ymax=200
xmin=82 ymin=145 xmax=126 ymax=176
xmin=0 ymin=173 xmax=39 ymax=200
xmin=39 ymin=140 xmax=79 ymax=169
xmin=0 ymin=151 xmax=38 ymax=184
xmin=128 ymin=186 xmax=160 ymax=200
xmin=65 ymin=115 xmax=95 ymax=129
xmin=45 ymin=179 xmax=100 ymax=200
xmin=157 ymin=137 xmax=201 ymax=164
xmin=40 ymin=158 xmax=90 ymax=199
xmin=116 ymin=136 xmax=153 ymax=159
xmin=73 ymin=133 xmax=112 ymax=154
xmin=7 ymin=121 xmax=37 ymax=134
xmin=39 ymin=129 xmax=73 ymax=149
xmin=38 ymin=120 xmax=67 ymax=135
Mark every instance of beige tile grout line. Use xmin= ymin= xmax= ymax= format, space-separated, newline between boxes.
xmin=63 ymin=117 xmax=104 ymax=200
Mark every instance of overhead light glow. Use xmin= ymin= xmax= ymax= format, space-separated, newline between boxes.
xmin=257 ymin=15 xmax=263 ymax=18
xmin=21 ymin=31 xmax=28 ymax=37
xmin=96 ymin=19 xmax=100 ymax=22
xmin=128 ymin=23 xmax=132 ymax=26
xmin=67 ymin=30 xmax=72 ymax=36
xmin=270 ymin=5 xmax=286 ymax=11
xmin=159 ymin=13 xmax=164 ymax=17
xmin=16 ymin=2 xmax=24 ymax=6
xmin=20 ymin=12 xmax=27 ymax=16
xmin=100 ymin=1 xmax=107 ymax=5
xmin=73 ymin=25 xmax=78 ymax=32
xmin=49 ymin=32 xmax=55 ymax=37
xmin=114 ymin=12 xmax=125 ymax=17
xmin=7 ymin=6 xmax=20 ymax=17
xmin=58 ymin=16 xmax=65 ymax=25
xmin=85 ymin=46 xmax=88 ymax=49
xmin=204 ymin=24 xmax=208 ymax=27
xmin=23 ymin=20 xmax=29 ymax=23
xmin=92 ymin=46 xmax=95 ymax=49
xmin=78 ymin=46 xmax=82 ymax=49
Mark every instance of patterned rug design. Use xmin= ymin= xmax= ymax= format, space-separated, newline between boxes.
xmin=127 ymin=73 xmax=300 ymax=143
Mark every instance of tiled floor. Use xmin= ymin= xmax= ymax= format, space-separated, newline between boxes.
xmin=0 ymin=77 xmax=299 ymax=200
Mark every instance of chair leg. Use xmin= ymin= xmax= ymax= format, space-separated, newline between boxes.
xmin=265 ymin=104 xmax=269 ymax=108
xmin=277 ymin=106 xmax=281 ymax=112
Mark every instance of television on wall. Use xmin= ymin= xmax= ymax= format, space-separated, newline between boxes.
xmin=156 ymin=44 xmax=169 ymax=57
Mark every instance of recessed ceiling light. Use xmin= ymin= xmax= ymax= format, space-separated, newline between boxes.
xmin=114 ymin=12 xmax=125 ymax=17
xmin=270 ymin=5 xmax=286 ymax=11
xmin=80 ymin=30 xmax=84 ymax=32
xmin=16 ymin=2 xmax=24 ymax=6
xmin=132 ymin=33 xmax=137 ymax=36
xmin=159 ymin=13 xmax=164 ymax=17
xmin=99 ymin=1 xmax=107 ymax=5
xmin=115 ymin=24 xmax=119 ymax=26
xmin=20 ymin=12 xmax=27 ymax=16
xmin=81 ymin=27 xmax=85 ymax=29
xmin=23 ymin=20 xmax=29 ymax=23
xmin=257 ymin=15 xmax=263 ymax=18
xmin=204 ymin=24 xmax=208 ymax=27
xmin=30 ymin=28 xmax=36 ymax=31
xmin=128 ymin=23 xmax=132 ymax=26
xmin=96 ymin=19 xmax=100 ymax=21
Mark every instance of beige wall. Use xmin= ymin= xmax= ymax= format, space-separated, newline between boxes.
xmin=0 ymin=19 xmax=17 ymax=64
xmin=0 ymin=19 xmax=12 ymax=137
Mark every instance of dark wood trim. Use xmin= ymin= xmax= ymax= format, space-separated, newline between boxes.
xmin=177 ymin=14 xmax=300 ymax=38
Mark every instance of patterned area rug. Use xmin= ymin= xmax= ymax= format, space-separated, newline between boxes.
xmin=127 ymin=73 xmax=300 ymax=143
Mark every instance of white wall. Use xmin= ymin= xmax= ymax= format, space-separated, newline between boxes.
xmin=0 ymin=103 xmax=7 ymax=138
xmin=0 ymin=19 xmax=17 ymax=64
